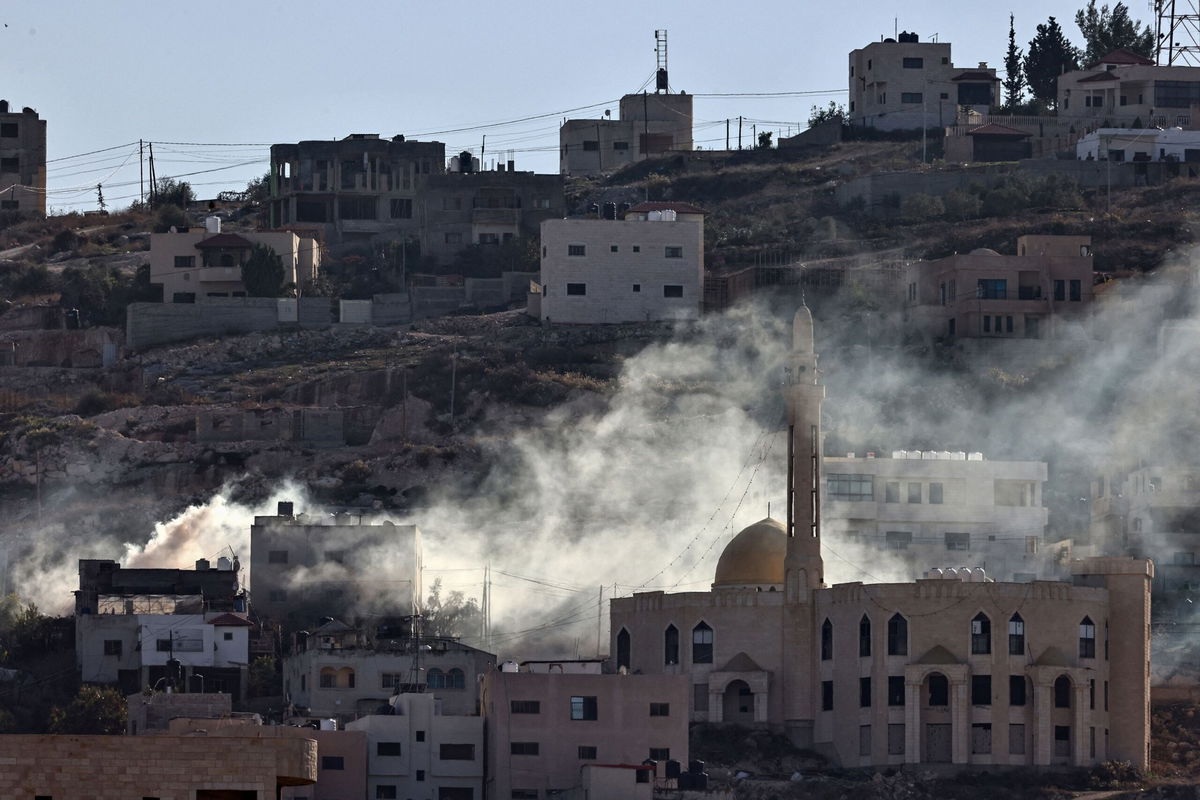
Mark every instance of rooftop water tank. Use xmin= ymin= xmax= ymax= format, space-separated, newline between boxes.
xmin=205 ymin=216 xmax=221 ymax=234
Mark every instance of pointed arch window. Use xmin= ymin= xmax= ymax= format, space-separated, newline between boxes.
xmin=616 ymin=628 xmax=631 ymax=670
xmin=1079 ymin=616 xmax=1096 ymax=659
xmin=692 ymin=622 xmax=713 ymax=664
xmin=821 ymin=619 xmax=833 ymax=661
xmin=859 ymin=615 xmax=872 ymax=657
xmin=971 ymin=612 xmax=991 ymax=655
xmin=1008 ymin=613 xmax=1025 ymax=655
xmin=1054 ymin=675 xmax=1072 ymax=708
xmin=664 ymin=625 xmax=679 ymax=665
xmin=887 ymin=613 xmax=908 ymax=656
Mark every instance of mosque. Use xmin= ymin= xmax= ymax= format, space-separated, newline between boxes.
xmin=610 ymin=306 xmax=1153 ymax=769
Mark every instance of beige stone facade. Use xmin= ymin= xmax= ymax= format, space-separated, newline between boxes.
xmin=560 ymin=93 xmax=693 ymax=176
xmin=1058 ymin=50 xmax=1200 ymax=129
xmin=149 ymin=226 xmax=320 ymax=303
xmin=903 ymin=235 xmax=1095 ymax=342
xmin=0 ymin=101 xmax=46 ymax=215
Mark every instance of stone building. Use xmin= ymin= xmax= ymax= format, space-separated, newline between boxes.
xmin=0 ymin=100 xmax=46 ymax=215
xmin=559 ymin=92 xmax=693 ymax=176
xmin=535 ymin=202 xmax=705 ymax=324
xmin=1057 ymin=49 xmax=1200 ymax=129
xmin=849 ymin=33 xmax=999 ymax=131
xmin=609 ymin=306 xmax=1153 ymax=769
xmin=481 ymin=660 xmax=690 ymax=799
xmin=902 ymin=235 xmax=1095 ymax=341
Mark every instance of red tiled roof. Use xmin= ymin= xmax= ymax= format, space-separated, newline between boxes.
xmin=1094 ymin=48 xmax=1154 ymax=66
xmin=1078 ymin=71 xmax=1121 ymax=83
xmin=625 ymin=201 xmax=707 ymax=215
xmin=208 ymin=613 xmax=254 ymax=627
xmin=967 ymin=123 xmax=1032 ymax=138
xmin=952 ymin=70 xmax=996 ymax=82
xmin=195 ymin=233 xmax=255 ymax=249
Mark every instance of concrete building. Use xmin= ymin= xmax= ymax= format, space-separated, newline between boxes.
xmin=250 ymin=502 xmax=422 ymax=625
xmin=903 ymin=235 xmax=1095 ymax=341
xmin=126 ymin=690 xmax=233 ymax=734
xmin=149 ymin=220 xmax=321 ymax=303
xmin=1058 ymin=49 xmax=1200 ymax=129
xmin=347 ymin=692 xmax=484 ymax=800
xmin=284 ymin=618 xmax=495 ymax=725
xmin=560 ymin=91 xmax=693 ymax=176
xmin=0 ymin=726 xmax=317 ymax=798
xmin=1076 ymin=127 xmax=1200 ymax=162
xmin=481 ymin=661 xmax=690 ymax=799
xmin=849 ymin=33 xmax=999 ymax=131
xmin=0 ymin=100 xmax=46 ymax=215
xmin=608 ymin=306 xmax=1153 ymax=770
xmin=823 ymin=450 xmax=1060 ymax=582
xmin=536 ymin=202 xmax=705 ymax=324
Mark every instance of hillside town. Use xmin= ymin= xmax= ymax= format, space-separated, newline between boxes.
xmin=5 ymin=4 xmax=1200 ymax=799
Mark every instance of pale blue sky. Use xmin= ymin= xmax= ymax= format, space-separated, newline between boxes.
xmin=2 ymin=1 xmax=1129 ymax=212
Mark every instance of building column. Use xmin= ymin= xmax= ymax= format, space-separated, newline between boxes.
xmin=1073 ymin=684 xmax=1089 ymax=765
xmin=754 ymin=689 xmax=767 ymax=724
xmin=1033 ymin=676 xmax=1053 ymax=765
xmin=951 ymin=679 xmax=970 ymax=765
xmin=709 ymin=689 xmax=722 ymax=723
xmin=905 ymin=681 xmax=921 ymax=764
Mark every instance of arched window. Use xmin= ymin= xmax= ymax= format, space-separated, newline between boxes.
xmin=664 ymin=625 xmax=679 ymax=665
xmin=338 ymin=667 xmax=355 ymax=689
xmin=319 ymin=667 xmax=336 ymax=689
xmin=1079 ymin=616 xmax=1096 ymax=658
xmin=1054 ymin=675 xmax=1072 ymax=708
xmin=1008 ymin=613 xmax=1025 ymax=655
xmin=928 ymin=673 xmax=949 ymax=706
xmin=887 ymin=613 xmax=908 ymax=656
xmin=692 ymin=622 xmax=713 ymax=664
xmin=616 ymin=628 xmax=631 ymax=670
xmin=859 ymin=615 xmax=871 ymax=658
xmin=971 ymin=612 xmax=991 ymax=655
xmin=448 ymin=668 xmax=465 ymax=689
xmin=821 ymin=619 xmax=833 ymax=661
xmin=427 ymin=668 xmax=446 ymax=689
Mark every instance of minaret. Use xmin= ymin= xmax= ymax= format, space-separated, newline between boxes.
xmin=781 ymin=303 xmax=825 ymax=748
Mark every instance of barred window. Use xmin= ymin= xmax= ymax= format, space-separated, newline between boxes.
xmin=827 ymin=474 xmax=873 ymax=501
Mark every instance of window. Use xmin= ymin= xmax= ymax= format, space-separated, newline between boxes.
xmin=444 ymin=232 xmax=463 ymax=245
xmin=381 ymin=673 xmax=404 ymax=689
xmin=650 ymin=702 xmax=670 ymax=716
xmin=223 ymin=631 xmax=233 ymax=641
xmin=616 ymin=628 xmax=630 ymax=670
xmin=416 ymin=731 xmax=425 ymax=742
xmin=1054 ymin=725 xmax=1071 ymax=757
xmin=977 ymin=278 xmax=1007 ymax=299
xmin=632 ymin=284 xmax=641 ymax=292
xmin=510 ymin=742 xmax=539 ymax=755
xmin=860 ymin=677 xmax=872 ymax=707
xmin=427 ymin=668 xmax=446 ymax=689
xmin=1079 ymin=617 xmax=1096 ymax=658
xmin=377 ymin=787 xmax=398 ymax=800
xmin=416 ymin=769 xmax=425 ymax=780
xmin=0 ymin=123 xmax=17 ymax=137
xmin=945 ymin=532 xmax=970 ymax=551
xmin=1009 ymin=723 xmax=1026 ymax=755
xmin=928 ymin=674 xmax=949 ymax=706
xmin=859 ymin=615 xmax=871 ymax=657
xmin=1006 ymin=315 xmax=1014 ymax=333
xmin=610 ymin=245 xmax=619 ymax=253
xmin=901 ymin=92 xmax=923 ymax=104
xmin=888 ymin=614 xmax=908 ymax=656
xmin=821 ymin=619 xmax=833 ymax=660
xmin=827 ymin=474 xmax=873 ymax=501
xmin=1090 ymin=678 xmax=1096 ymax=710
xmin=664 ymin=625 xmax=679 ymax=664
xmin=582 ymin=140 xmax=599 ymax=151
xmin=321 ymin=756 xmax=345 ymax=770
xmin=568 ymin=244 xmax=586 ymax=256
xmin=888 ymin=723 xmax=905 ymax=755
xmin=983 ymin=315 xmax=992 ymax=333
xmin=821 ymin=680 xmax=834 ymax=711
xmin=1070 ymin=279 xmax=1082 ymax=301
xmin=1009 ymin=614 xmax=1025 ymax=655
xmin=885 ymin=531 xmax=912 ymax=550
xmin=929 ymin=482 xmax=943 ymax=504
xmin=663 ymin=285 xmax=684 ymax=298
xmin=156 ymin=639 xmax=173 ymax=652
xmin=578 ymin=745 xmax=597 ymax=759
xmin=905 ymin=483 xmax=921 ymax=503
xmin=649 ymin=747 xmax=671 ymax=760
xmin=613 ymin=141 xmax=629 ymax=151
xmin=103 ymin=639 xmax=122 ymax=656
xmin=268 ymin=550 xmax=288 ymax=564
xmin=377 ymin=742 xmax=402 ymax=757
xmin=1054 ymin=279 xmax=1065 ymax=301
xmin=174 ymin=255 xmax=195 ymax=268
xmin=903 ymin=57 xmax=924 ymax=68
xmin=860 ymin=724 xmax=872 ymax=756
xmin=971 ymin=675 xmax=992 ymax=705
xmin=692 ymin=622 xmax=713 ymax=664
xmin=511 ymin=700 xmax=540 ymax=714
xmin=570 ymin=695 xmax=598 ymax=720
xmin=888 ymin=675 xmax=905 ymax=706
xmin=665 ymin=246 xmax=683 ymax=259
xmin=1054 ymin=675 xmax=1072 ymax=708
xmin=972 ymin=723 xmax=992 ymax=754
xmin=339 ymin=196 xmax=377 ymax=220
xmin=632 ymin=245 xmax=640 ymax=252
xmin=439 ymin=743 xmax=476 ymax=760
xmin=971 ymin=613 xmax=991 ymax=655
xmin=0 ymin=200 xmax=17 ymax=210
xmin=390 ymin=198 xmax=413 ymax=219
xmin=566 ymin=283 xmax=586 ymax=296
xmin=694 ymin=682 xmax=709 ymax=712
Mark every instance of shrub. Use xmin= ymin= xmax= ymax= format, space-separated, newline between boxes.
xmin=944 ymin=189 xmax=982 ymax=220
xmin=899 ymin=193 xmax=945 ymax=222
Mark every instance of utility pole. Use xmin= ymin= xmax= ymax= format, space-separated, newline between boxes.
xmin=738 ymin=116 xmax=743 ymax=150
xmin=643 ymin=91 xmax=649 ymax=160
xmin=148 ymin=142 xmax=156 ymax=205
xmin=448 ymin=348 xmax=458 ymax=428
xmin=726 ymin=119 xmax=730 ymax=150
xmin=595 ymin=122 xmax=602 ymax=172
xmin=752 ymin=124 xmax=757 ymax=147
xmin=596 ymin=585 xmax=603 ymax=657
xmin=139 ymin=139 xmax=144 ymax=206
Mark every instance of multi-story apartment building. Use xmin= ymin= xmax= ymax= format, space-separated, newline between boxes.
xmin=536 ymin=202 xmax=705 ymax=324
xmin=149 ymin=219 xmax=321 ymax=303
xmin=903 ymin=235 xmax=1095 ymax=341
xmin=848 ymin=33 xmax=999 ymax=131
xmin=250 ymin=502 xmax=422 ymax=625
xmin=0 ymin=100 xmax=47 ymax=215
xmin=822 ymin=451 xmax=1059 ymax=582
xmin=348 ymin=692 xmax=484 ymax=800
xmin=481 ymin=661 xmax=690 ymax=798
xmin=284 ymin=618 xmax=495 ymax=724
xmin=560 ymin=91 xmax=693 ymax=176
xmin=1075 ymin=127 xmax=1200 ymax=162
xmin=1058 ymin=49 xmax=1200 ymax=129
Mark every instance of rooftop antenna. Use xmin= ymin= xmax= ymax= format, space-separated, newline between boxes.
xmin=655 ymin=29 xmax=669 ymax=93
xmin=1155 ymin=0 xmax=1200 ymax=65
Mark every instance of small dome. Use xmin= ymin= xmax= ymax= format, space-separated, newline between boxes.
xmin=714 ymin=518 xmax=786 ymax=587
xmin=969 ymin=247 xmax=1001 ymax=256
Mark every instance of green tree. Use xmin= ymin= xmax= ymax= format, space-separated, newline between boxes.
xmin=808 ymin=101 xmax=846 ymax=128
xmin=48 ymin=685 xmax=126 ymax=734
xmin=755 ymin=131 xmax=774 ymax=149
xmin=899 ymin=193 xmax=945 ymax=222
xmin=424 ymin=579 xmax=482 ymax=638
xmin=1024 ymin=17 xmax=1081 ymax=107
xmin=247 ymin=656 xmax=281 ymax=698
xmin=150 ymin=177 xmax=194 ymax=209
xmin=1075 ymin=1 xmax=1154 ymax=65
xmin=240 ymin=243 xmax=286 ymax=297
xmin=1003 ymin=14 xmax=1027 ymax=109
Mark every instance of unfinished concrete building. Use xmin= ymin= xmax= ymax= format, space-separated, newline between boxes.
xmin=0 ymin=100 xmax=46 ymax=215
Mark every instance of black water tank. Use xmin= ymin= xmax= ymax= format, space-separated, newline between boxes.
xmin=678 ymin=773 xmax=695 ymax=790
xmin=0 ymin=100 xmax=8 ymax=113
xmin=694 ymin=773 xmax=709 ymax=791
xmin=689 ymin=760 xmax=706 ymax=773
xmin=665 ymin=759 xmax=681 ymax=778
xmin=278 ymin=500 xmax=294 ymax=516
xmin=656 ymin=68 xmax=669 ymax=92
xmin=602 ymin=202 xmax=617 ymax=220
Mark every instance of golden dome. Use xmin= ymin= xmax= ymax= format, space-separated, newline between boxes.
xmin=714 ymin=517 xmax=786 ymax=587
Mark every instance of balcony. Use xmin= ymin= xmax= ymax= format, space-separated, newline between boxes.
xmin=472 ymin=208 xmax=519 ymax=226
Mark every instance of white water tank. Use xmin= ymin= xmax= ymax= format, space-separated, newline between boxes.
xmin=500 ymin=661 xmax=520 ymax=673
xmin=205 ymin=216 xmax=221 ymax=234
xmin=647 ymin=210 xmax=663 ymax=221
xmin=319 ymin=718 xmax=337 ymax=731
xmin=661 ymin=209 xmax=677 ymax=221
